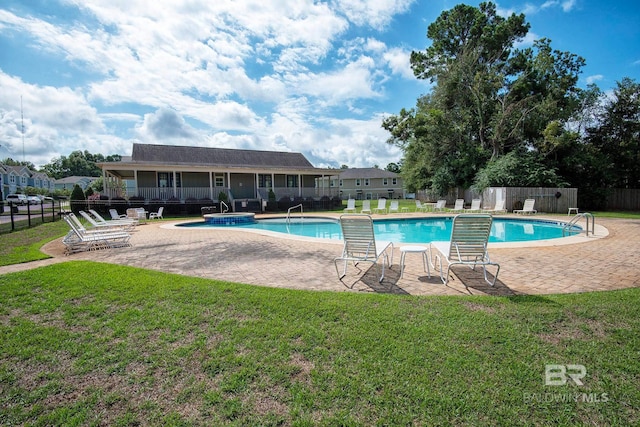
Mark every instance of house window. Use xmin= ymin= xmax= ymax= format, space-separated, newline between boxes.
xmin=158 ymin=172 xmax=181 ymax=188
xmin=286 ymin=175 xmax=298 ymax=188
xmin=383 ymin=178 xmax=388 ymax=185
xmin=21 ymin=176 xmax=27 ymax=185
xmin=364 ymin=179 xmax=370 ymax=186
xmin=339 ymin=179 xmax=343 ymax=187
xmin=10 ymin=175 xmax=15 ymax=183
xmin=214 ymin=174 xmax=224 ymax=187
xmin=258 ymin=174 xmax=272 ymax=188
xmin=356 ymin=179 xmax=361 ymax=186
xmin=392 ymin=178 xmax=397 ymax=185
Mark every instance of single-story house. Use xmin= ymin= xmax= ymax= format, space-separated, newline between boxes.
xmin=98 ymin=143 xmax=337 ymax=206
xmin=318 ymin=167 xmax=405 ymax=200
xmin=54 ymin=176 xmax=98 ymax=192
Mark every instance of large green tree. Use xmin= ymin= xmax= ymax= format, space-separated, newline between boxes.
xmin=383 ymin=2 xmax=585 ymax=194
xmin=585 ymin=77 xmax=640 ymax=189
xmin=41 ymin=150 xmax=121 ymax=179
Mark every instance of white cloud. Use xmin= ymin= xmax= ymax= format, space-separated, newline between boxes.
xmin=585 ymin=74 xmax=604 ymax=85
xmin=0 ymin=0 xmax=419 ymax=169
xmin=334 ymin=0 xmax=416 ymax=30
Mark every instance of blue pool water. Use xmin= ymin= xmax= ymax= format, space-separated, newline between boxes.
xmin=180 ymin=216 xmax=581 ymax=243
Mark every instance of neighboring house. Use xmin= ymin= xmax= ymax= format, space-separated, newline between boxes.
xmin=53 ymin=176 xmax=98 ymax=192
xmin=98 ymin=143 xmax=335 ymax=202
xmin=0 ymin=163 xmax=55 ymax=199
xmin=319 ymin=168 xmax=404 ymax=200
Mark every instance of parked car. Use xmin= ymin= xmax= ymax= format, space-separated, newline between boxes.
xmin=6 ymin=194 xmax=28 ymax=205
xmin=27 ymin=195 xmax=41 ymax=205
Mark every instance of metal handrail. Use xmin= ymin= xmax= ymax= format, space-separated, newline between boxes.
xmin=563 ymin=212 xmax=595 ymax=237
xmin=286 ymin=203 xmax=303 ymax=224
xmin=220 ymin=201 xmax=229 ymax=214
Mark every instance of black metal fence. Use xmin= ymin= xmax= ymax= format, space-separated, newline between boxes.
xmin=0 ymin=200 xmax=69 ymax=233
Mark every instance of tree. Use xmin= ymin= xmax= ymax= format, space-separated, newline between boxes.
xmin=40 ymin=150 xmax=121 ymax=179
xmin=1 ymin=158 xmax=37 ymax=170
xmin=586 ymin=78 xmax=640 ymax=188
xmin=384 ymin=2 xmax=585 ymax=194
xmin=70 ymin=184 xmax=86 ymax=215
xmin=385 ymin=162 xmax=401 ymax=173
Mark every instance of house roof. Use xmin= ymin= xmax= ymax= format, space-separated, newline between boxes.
xmin=54 ymin=176 xmax=97 ymax=184
xmin=129 ymin=143 xmax=316 ymax=169
xmin=338 ymin=168 xmax=400 ymax=179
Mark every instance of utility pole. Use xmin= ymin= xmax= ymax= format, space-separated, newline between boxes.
xmin=21 ymin=96 xmax=25 ymax=162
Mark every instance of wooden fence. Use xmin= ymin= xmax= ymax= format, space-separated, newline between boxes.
xmin=417 ymin=187 xmax=578 ymax=213
xmin=602 ymin=188 xmax=640 ymax=211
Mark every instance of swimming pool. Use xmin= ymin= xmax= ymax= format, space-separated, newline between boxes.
xmin=179 ymin=216 xmax=581 ymax=243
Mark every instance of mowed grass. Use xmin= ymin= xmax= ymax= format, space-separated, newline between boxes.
xmin=1 ymin=261 xmax=639 ymax=426
xmin=0 ymin=220 xmax=68 ymax=266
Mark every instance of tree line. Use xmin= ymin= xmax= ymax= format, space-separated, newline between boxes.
xmin=382 ymin=2 xmax=639 ymax=209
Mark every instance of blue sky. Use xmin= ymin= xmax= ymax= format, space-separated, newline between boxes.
xmin=0 ymin=0 xmax=638 ymax=169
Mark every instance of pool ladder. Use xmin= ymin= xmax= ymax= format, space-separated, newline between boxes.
xmin=221 ymin=201 xmax=229 ymax=214
xmin=563 ymin=212 xmax=595 ymax=237
xmin=286 ymin=203 xmax=303 ymax=224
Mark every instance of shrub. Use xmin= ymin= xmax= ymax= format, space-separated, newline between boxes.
xmin=70 ymin=184 xmax=86 ymax=215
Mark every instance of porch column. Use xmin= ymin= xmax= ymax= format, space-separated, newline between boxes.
xmin=298 ymin=174 xmax=302 ymax=197
xmin=209 ymin=171 xmax=214 ymax=200
xmin=134 ymin=170 xmax=138 ymax=198
xmin=172 ymin=171 xmax=177 ymax=199
xmin=253 ymin=173 xmax=260 ymax=199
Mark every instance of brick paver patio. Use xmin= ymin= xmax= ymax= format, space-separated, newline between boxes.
xmin=2 ymin=214 xmax=638 ymax=296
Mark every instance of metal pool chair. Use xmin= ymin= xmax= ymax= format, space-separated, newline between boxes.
xmin=373 ymin=198 xmax=387 ymax=214
xmin=482 ymin=199 xmax=507 ymax=214
xmin=465 ymin=198 xmax=482 ymax=212
xmin=344 ymin=198 xmax=357 ymax=213
xmin=450 ymin=198 xmax=465 ymax=212
xmin=514 ymin=199 xmax=537 ymax=215
xmin=149 ymin=206 xmax=164 ymax=220
xmin=80 ymin=210 xmax=133 ymax=231
xmin=430 ymin=213 xmax=500 ymax=286
xmin=334 ymin=214 xmax=394 ymax=283
xmin=89 ymin=209 xmax=136 ymax=228
xmin=62 ymin=213 xmax=131 ymax=254
xmin=360 ymin=200 xmax=372 ymax=214
xmin=434 ymin=199 xmax=447 ymax=211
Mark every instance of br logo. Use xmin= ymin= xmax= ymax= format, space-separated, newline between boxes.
xmin=545 ymin=364 xmax=586 ymax=386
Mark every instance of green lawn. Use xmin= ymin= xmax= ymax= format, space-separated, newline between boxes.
xmin=0 ymin=219 xmax=639 ymax=425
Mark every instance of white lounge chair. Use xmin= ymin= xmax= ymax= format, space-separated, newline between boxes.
xmin=344 ymin=198 xmax=357 ymax=213
xmin=514 ymin=199 xmax=537 ymax=215
xmin=90 ymin=209 xmax=136 ymax=228
xmin=415 ymin=200 xmax=430 ymax=212
xmin=109 ymin=208 xmax=129 ymax=220
xmin=465 ymin=199 xmax=482 ymax=212
xmin=360 ymin=200 xmax=372 ymax=214
xmin=80 ymin=210 xmax=134 ymax=231
xmin=434 ymin=200 xmax=447 ymax=211
xmin=482 ymin=199 xmax=507 ymax=214
xmin=373 ymin=199 xmax=387 ymax=214
xmin=149 ymin=206 xmax=164 ymax=220
xmin=62 ymin=213 xmax=131 ymax=254
xmin=388 ymin=200 xmax=400 ymax=214
xmin=334 ymin=214 xmax=394 ymax=283
xmin=450 ymin=199 xmax=465 ymax=212
xmin=430 ymin=213 xmax=500 ymax=286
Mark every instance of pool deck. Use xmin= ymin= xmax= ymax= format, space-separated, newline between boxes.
xmin=2 ymin=213 xmax=639 ymax=296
